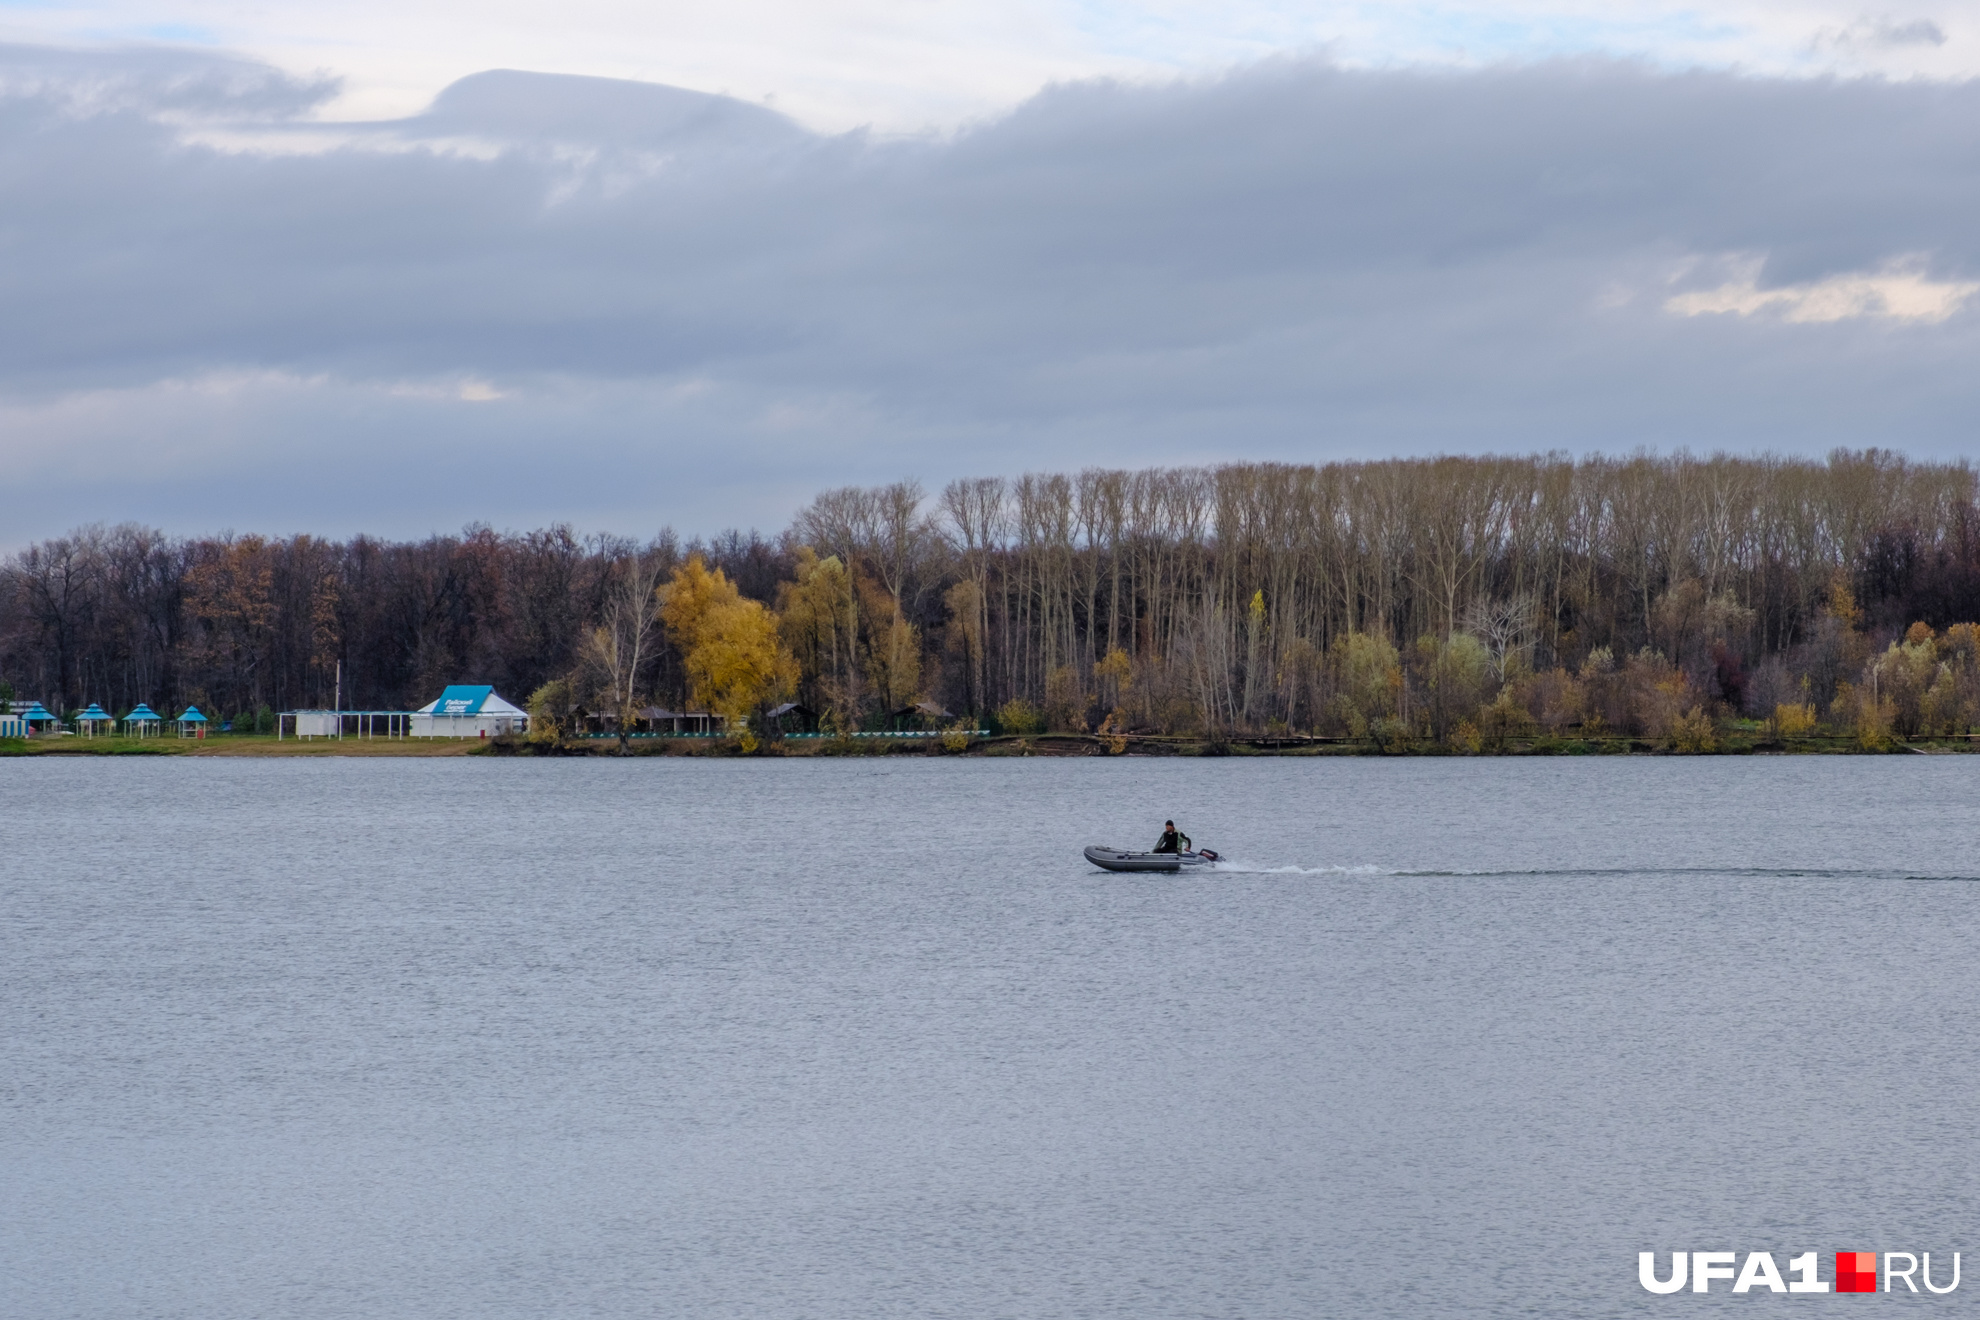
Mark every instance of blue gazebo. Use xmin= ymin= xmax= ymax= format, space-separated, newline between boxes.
xmin=22 ymin=702 xmax=58 ymax=734
xmin=76 ymin=703 xmax=114 ymax=737
xmin=176 ymin=705 xmax=209 ymax=739
xmin=123 ymin=703 xmax=163 ymax=737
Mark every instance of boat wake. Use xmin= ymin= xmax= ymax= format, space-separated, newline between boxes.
xmin=1207 ymin=860 xmax=1390 ymax=875
xmin=1199 ymin=863 xmax=1980 ymax=882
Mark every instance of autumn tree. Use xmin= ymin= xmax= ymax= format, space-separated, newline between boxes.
xmin=661 ymin=556 xmax=798 ymax=745
xmin=777 ymin=548 xmax=859 ymax=720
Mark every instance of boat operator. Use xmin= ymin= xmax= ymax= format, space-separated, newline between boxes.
xmin=1153 ymin=821 xmax=1192 ymax=854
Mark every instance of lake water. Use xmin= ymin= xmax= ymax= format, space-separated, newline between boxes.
xmin=4 ymin=755 xmax=1978 ymax=1317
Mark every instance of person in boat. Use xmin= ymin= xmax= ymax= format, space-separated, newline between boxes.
xmin=1153 ymin=821 xmax=1192 ymax=854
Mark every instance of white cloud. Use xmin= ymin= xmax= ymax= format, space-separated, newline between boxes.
xmin=1666 ymin=257 xmax=1980 ymax=324
xmin=1 ymin=1 xmax=1979 ymax=132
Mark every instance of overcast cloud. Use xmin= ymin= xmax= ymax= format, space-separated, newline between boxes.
xmin=1 ymin=44 xmax=1977 ymax=541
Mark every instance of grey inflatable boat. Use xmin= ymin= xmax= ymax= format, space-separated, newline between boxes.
xmin=1084 ymin=844 xmax=1220 ymax=873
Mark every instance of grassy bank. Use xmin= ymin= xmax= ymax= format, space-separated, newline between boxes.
xmin=5 ymin=731 xmax=1971 ymax=759
xmin=0 ymin=734 xmax=483 ymax=756
xmin=481 ymin=730 xmax=1980 ymax=757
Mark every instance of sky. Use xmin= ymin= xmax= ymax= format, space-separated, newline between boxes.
xmin=0 ymin=1 xmax=1977 ymax=542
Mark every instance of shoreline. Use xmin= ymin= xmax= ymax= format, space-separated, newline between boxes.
xmin=4 ymin=733 xmax=1971 ymax=758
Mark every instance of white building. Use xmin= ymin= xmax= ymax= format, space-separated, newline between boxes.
xmin=410 ymin=685 xmax=529 ymax=737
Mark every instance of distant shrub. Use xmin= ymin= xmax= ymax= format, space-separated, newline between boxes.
xmin=1773 ymin=703 xmax=1816 ymax=739
xmin=1869 ymin=633 xmax=1941 ymax=737
xmin=1668 ymin=706 xmax=1717 ymax=753
xmin=1451 ymin=719 xmax=1483 ymax=754
xmin=1625 ymin=649 xmax=1694 ymax=743
xmin=1921 ymin=668 xmax=1962 ymax=737
xmin=1332 ymin=631 xmax=1402 ymax=733
xmin=1523 ymin=667 xmax=1587 ymax=733
xmin=1855 ymin=701 xmax=1896 ymax=750
xmin=1333 ymin=699 xmax=1370 ymax=741
xmin=1370 ymin=717 xmax=1412 ymax=752
xmin=1151 ymin=694 xmax=1203 ymax=737
xmin=526 ymin=678 xmax=575 ymax=743
xmin=996 ymin=699 xmax=1044 ymax=736
xmin=1414 ymin=632 xmax=1491 ymax=740
xmin=1477 ymin=690 xmax=1535 ymax=751
xmin=1832 ymin=680 xmax=1896 ymax=750
xmin=1042 ymin=666 xmax=1089 ymax=732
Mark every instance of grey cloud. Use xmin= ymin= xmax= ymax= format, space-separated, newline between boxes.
xmin=1814 ymin=17 xmax=1949 ymax=50
xmin=0 ymin=45 xmax=1978 ymax=542
xmin=0 ymin=41 xmax=337 ymax=121
xmin=411 ymin=69 xmax=809 ymax=156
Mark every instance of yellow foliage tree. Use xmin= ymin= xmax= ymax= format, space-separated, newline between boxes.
xmin=1772 ymin=702 xmax=1817 ymax=739
xmin=777 ymin=548 xmax=858 ymax=718
xmin=1043 ymin=664 xmax=1088 ymax=732
xmin=661 ymin=556 xmax=799 ymax=742
xmin=526 ymin=678 xmax=576 ymax=744
xmin=943 ymin=578 xmax=986 ymax=715
xmin=1093 ymin=646 xmax=1134 ymax=739
xmin=1330 ymin=631 xmax=1400 ymax=737
xmin=1093 ymin=646 xmax=1133 ymax=705
xmin=1868 ymin=628 xmax=1941 ymax=738
xmin=865 ymin=614 xmax=921 ymax=714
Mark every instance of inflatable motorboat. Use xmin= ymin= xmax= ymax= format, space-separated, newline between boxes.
xmin=1084 ymin=844 xmax=1220 ymax=873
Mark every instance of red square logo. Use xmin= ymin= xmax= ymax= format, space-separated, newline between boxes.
xmin=1838 ymin=1251 xmax=1877 ymax=1293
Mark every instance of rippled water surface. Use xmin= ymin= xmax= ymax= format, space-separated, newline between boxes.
xmin=5 ymin=755 xmax=1979 ymax=1317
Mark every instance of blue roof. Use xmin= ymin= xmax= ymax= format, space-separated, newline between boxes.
xmin=177 ymin=706 xmax=208 ymax=722
xmin=433 ymin=685 xmax=495 ymax=716
xmin=126 ymin=704 xmax=161 ymax=720
xmin=23 ymin=703 xmax=55 ymax=720
xmin=79 ymin=704 xmax=111 ymax=720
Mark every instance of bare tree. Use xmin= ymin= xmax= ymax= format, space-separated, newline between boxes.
xmin=586 ymin=548 xmax=669 ymax=750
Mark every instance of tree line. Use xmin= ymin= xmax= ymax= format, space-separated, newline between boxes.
xmin=8 ymin=449 xmax=1980 ymax=746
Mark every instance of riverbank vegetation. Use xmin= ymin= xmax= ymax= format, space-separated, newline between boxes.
xmin=0 ymin=733 xmax=482 ymax=756
xmin=9 ymin=450 xmax=1980 ymax=754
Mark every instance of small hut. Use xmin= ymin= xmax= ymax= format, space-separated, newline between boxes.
xmin=176 ymin=705 xmax=210 ymax=739
xmin=21 ymin=702 xmax=59 ymax=736
xmin=891 ymin=700 xmax=953 ymax=731
xmin=764 ymin=702 xmax=818 ymax=735
xmin=76 ymin=704 xmax=114 ymax=737
xmin=123 ymin=703 xmax=163 ymax=737
xmin=0 ymin=707 xmax=24 ymax=738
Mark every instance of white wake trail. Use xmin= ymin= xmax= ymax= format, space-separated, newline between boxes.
xmin=1207 ymin=861 xmax=1389 ymax=875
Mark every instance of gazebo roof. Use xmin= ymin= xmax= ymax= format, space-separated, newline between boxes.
xmin=177 ymin=706 xmax=209 ymax=722
xmin=78 ymin=704 xmax=112 ymax=721
xmin=126 ymin=703 xmax=161 ymax=720
xmin=23 ymin=702 xmax=55 ymax=720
